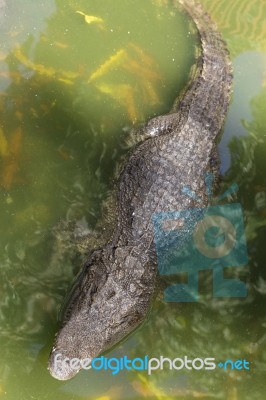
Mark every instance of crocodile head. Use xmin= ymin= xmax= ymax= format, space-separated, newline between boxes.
xmin=48 ymin=246 xmax=153 ymax=380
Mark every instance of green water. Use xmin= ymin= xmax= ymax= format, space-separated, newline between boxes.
xmin=0 ymin=0 xmax=265 ymax=399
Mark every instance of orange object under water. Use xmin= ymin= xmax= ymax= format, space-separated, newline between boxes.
xmin=1 ymin=126 xmax=23 ymax=191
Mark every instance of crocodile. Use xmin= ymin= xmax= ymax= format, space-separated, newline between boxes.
xmin=49 ymin=0 xmax=233 ymax=380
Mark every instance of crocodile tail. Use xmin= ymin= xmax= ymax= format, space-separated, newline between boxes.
xmin=173 ymin=0 xmax=233 ymax=137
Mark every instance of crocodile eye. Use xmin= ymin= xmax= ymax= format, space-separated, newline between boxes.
xmin=119 ymin=311 xmax=142 ymax=328
xmin=106 ymin=290 xmax=116 ymax=300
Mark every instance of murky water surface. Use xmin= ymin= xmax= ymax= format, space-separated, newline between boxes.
xmin=0 ymin=0 xmax=265 ymax=399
